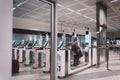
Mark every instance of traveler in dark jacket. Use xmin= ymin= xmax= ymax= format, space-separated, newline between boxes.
xmin=72 ymin=37 xmax=82 ymax=66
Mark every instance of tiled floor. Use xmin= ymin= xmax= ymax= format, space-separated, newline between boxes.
xmin=12 ymin=50 xmax=120 ymax=80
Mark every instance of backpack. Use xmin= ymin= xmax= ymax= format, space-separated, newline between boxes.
xmin=77 ymin=48 xmax=83 ymax=58
xmin=72 ymin=45 xmax=83 ymax=58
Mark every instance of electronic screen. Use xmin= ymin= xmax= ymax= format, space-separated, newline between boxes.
xmin=43 ymin=41 xmax=48 ymax=48
xmin=57 ymin=41 xmax=63 ymax=49
xmin=85 ymin=35 xmax=89 ymax=43
xmin=28 ymin=41 xmax=34 ymax=46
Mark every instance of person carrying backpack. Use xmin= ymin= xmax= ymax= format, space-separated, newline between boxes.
xmin=72 ymin=37 xmax=83 ymax=66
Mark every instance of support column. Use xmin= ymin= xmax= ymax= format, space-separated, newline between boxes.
xmin=96 ymin=0 xmax=107 ymax=68
xmin=0 ymin=0 xmax=12 ymax=80
xmin=50 ymin=0 xmax=57 ymax=80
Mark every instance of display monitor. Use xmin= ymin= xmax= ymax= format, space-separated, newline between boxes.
xmin=28 ymin=41 xmax=34 ymax=47
xmin=14 ymin=40 xmax=21 ymax=47
xmin=57 ymin=41 xmax=64 ymax=49
xmin=85 ymin=35 xmax=89 ymax=43
xmin=43 ymin=41 xmax=48 ymax=48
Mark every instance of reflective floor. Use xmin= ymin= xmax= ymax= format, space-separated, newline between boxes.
xmin=12 ymin=66 xmax=50 ymax=80
xmin=12 ymin=50 xmax=120 ymax=80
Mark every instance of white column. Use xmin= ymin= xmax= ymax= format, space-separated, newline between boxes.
xmin=0 ymin=0 xmax=12 ymax=80
xmin=50 ymin=1 xmax=57 ymax=80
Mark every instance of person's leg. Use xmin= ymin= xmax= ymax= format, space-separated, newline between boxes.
xmin=76 ymin=53 xmax=79 ymax=65
xmin=83 ymin=51 xmax=86 ymax=64
xmin=85 ymin=52 xmax=88 ymax=64
xmin=76 ymin=57 xmax=79 ymax=65
xmin=74 ymin=55 xmax=76 ymax=66
xmin=74 ymin=55 xmax=78 ymax=66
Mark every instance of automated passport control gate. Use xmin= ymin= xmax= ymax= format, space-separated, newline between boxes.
xmin=57 ymin=30 xmax=97 ymax=78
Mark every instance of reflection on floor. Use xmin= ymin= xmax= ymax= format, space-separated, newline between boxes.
xmin=12 ymin=66 xmax=50 ymax=80
xmin=12 ymin=50 xmax=120 ymax=80
xmin=71 ymin=62 xmax=88 ymax=70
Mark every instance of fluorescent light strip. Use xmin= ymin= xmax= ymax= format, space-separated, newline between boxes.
xmin=66 ymin=8 xmax=74 ymax=12
xmin=76 ymin=12 xmax=82 ymax=15
xmin=57 ymin=4 xmax=64 ymax=8
xmin=83 ymin=15 xmax=89 ymax=18
xmin=110 ymin=0 xmax=119 ymax=3
xmin=78 ymin=8 xmax=87 ymax=12
xmin=13 ymin=0 xmax=28 ymax=10
xmin=65 ymin=12 xmax=73 ymax=15
xmin=17 ymin=2 xmax=23 ymax=7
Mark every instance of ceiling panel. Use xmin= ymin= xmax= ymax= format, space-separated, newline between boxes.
xmin=66 ymin=12 xmax=91 ymax=22
xmin=75 ymin=16 xmax=90 ymax=22
xmin=13 ymin=0 xmax=120 ymax=36
xmin=107 ymin=7 xmax=114 ymax=13
xmin=68 ymin=3 xmax=86 ymax=11
xmin=75 ymin=0 xmax=89 ymax=2
xmin=78 ymin=8 xmax=93 ymax=14
xmin=111 ymin=0 xmax=120 ymax=7
xmin=25 ymin=12 xmax=43 ymax=17
xmin=67 ymin=12 xmax=81 ymax=18
xmin=58 ymin=9 xmax=72 ymax=15
xmin=107 ymin=12 xmax=118 ymax=18
xmin=34 ymin=18 xmax=44 ymax=22
xmin=42 ymin=4 xmax=51 ymax=11
xmin=115 ymin=7 xmax=120 ymax=13
xmin=83 ymin=0 xmax=96 ymax=6
xmin=91 ymin=6 xmax=96 ymax=10
xmin=107 ymin=0 xmax=113 ymax=2
xmin=20 ymin=3 xmax=37 ymax=11
xmin=27 ymin=0 xmax=46 ymax=7
xmin=34 ymin=8 xmax=50 ymax=14
xmin=13 ymin=8 xmax=29 ymax=17
xmin=84 ymin=11 xmax=95 ymax=16
xmin=21 ymin=15 xmax=36 ymax=19
xmin=13 ymin=0 xmax=25 ymax=8
xmin=58 ymin=16 xmax=73 ymax=22
xmin=57 ymin=5 xmax=64 ymax=10
xmin=58 ymin=0 xmax=77 ymax=7
xmin=41 ymin=14 xmax=50 ymax=20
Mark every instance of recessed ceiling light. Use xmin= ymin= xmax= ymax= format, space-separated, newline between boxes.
xmin=110 ymin=0 xmax=119 ymax=3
